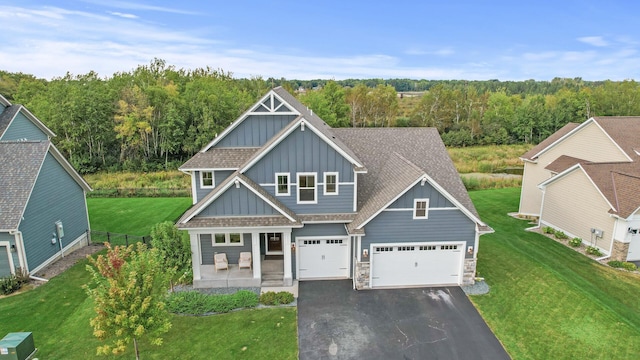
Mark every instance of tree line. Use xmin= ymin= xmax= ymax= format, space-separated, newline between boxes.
xmin=2 ymin=59 xmax=640 ymax=173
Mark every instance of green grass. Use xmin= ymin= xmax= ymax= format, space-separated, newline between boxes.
xmin=470 ymin=188 xmax=640 ymax=359
xmin=447 ymin=144 xmax=531 ymax=173
xmin=84 ymin=170 xmax=190 ymax=190
xmin=87 ymin=197 xmax=192 ymax=235
xmin=0 ymin=197 xmax=297 ymax=360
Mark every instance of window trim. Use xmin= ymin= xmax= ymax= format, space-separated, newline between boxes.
xmin=275 ymin=172 xmax=290 ymax=196
xmin=413 ymin=198 xmax=429 ymax=219
xmin=203 ymin=233 xmax=245 ymax=247
xmin=200 ymin=171 xmax=214 ymax=189
xmin=323 ymin=172 xmax=339 ymax=195
xmin=297 ymin=172 xmax=317 ymax=204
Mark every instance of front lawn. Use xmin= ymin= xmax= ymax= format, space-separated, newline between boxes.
xmin=470 ymin=188 xmax=640 ymax=359
xmin=0 ymin=197 xmax=297 ymax=359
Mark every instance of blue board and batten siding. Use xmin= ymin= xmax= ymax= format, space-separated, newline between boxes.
xmin=216 ymin=115 xmax=296 ymax=148
xmin=360 ymin=181 xmax=476 ymax=261
xmin=194 ymin=170 xmax=234 ymax=202
xmin=0 ymin=112 xmax=49 ymax=141
xmin=19 ymin=153 xmax=89 ymax=272
xmin=195 ymin=183 xmax=279 ymax=217
xmin=200 ymin=233 xmax=252 ymax=265
xmin=245 ymin=127 xmax=355 ymax=214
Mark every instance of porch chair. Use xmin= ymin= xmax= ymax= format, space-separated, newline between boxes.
xmin=214 ymin=253 xmax=228 ymax=272
xmin=238 ymin=252 xmax=252 ymax=270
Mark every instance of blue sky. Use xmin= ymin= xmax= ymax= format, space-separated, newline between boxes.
xmin=2 ymin=0 xmax=640 ymax=80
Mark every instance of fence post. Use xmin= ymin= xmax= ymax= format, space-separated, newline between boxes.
xmin=107 ymin=232 xmax=110 ymax=245
xmin=125 ymin=235 xmax=129 ymax=246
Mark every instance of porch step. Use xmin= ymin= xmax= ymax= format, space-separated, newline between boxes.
xmin=261 ymin=279 xmax=285 ymax=287
xmin=262 ymin=273 xmax=284 ymax=281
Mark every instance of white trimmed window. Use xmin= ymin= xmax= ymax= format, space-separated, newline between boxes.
xmin=413 ymin=198 xmax=429 ymax=219
xmin=324 ymin=172 xmax=338 ymax=195
xmin=206 ymin=233 xmax=244 ymax=246
xmin=297 ymin=172 xmax=317 ymax=204
xmin=200 ymin=171 xmax=214 ymax=188
xmin=276 ymin=173 xmax=290 ymax=196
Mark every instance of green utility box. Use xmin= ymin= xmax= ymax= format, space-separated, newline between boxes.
xmin=0 ymin=332 xmax=36 ymax=360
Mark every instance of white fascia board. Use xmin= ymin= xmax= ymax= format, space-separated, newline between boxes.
xmin=591 ymin=119 xmax=633 ymax=161
xmin=201 ymin=90 xmax=300 ymax=152
xmin=421 ymin=173 xmax=488 ymax=227
xmin=0 ymin=94 xmax=11 ymax=107
xmin=181 ymin=175 xmax=296 ymax=223
xmin=20 ymin=106 xmax=56 ymax=138
xmin=241 ymin=118 xmax=363 ymax=173
xmin=356 ymin=176 xmax=425 ymax=229
xmin=47 ymin=143 xmax=92 ymax=191
xmin=538 ymin=164 xmax=617 ymax=212
xmin=180 ymin=167 xmax=238 ymax=172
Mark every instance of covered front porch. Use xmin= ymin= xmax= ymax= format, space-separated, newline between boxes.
xmin=190 ymin=228 xmax=295 ymax=288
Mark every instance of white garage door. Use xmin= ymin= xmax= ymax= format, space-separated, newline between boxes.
xmin=370 ymin=242 xmax=464 ymax=288
xmin=628 ymin=235 xmax=640 ymax=261
xmin=297 ymin=238 xmax=349 ymax=280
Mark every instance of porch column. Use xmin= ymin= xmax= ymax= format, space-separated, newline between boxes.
xmin=283 ymin=230 xmax=293 ymax=286
xmin=189 ymin=232 xmax=201 ymax=280
xmin=251 ymin=232 xmax=261 ymax=279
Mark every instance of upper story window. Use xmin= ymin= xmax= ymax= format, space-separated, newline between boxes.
xmin=298 ymin=173 xmax=317 ymax=204
xmin=201 ymin=171 xmax=214 ymax=188
xmin=414 ymin=198 xmax=429 ymax=219
xmin=324 ymin=172 xmax=338 ymax=195
xmin=276 ymin=173 xmax=290 ymax=196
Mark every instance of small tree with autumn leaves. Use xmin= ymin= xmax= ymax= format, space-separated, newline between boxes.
xmin=85 ymin=243 xmax=174 ymax=359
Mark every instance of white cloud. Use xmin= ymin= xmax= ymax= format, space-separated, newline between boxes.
xmin=578 ymin=36 xmax=608 ymax=47
xmin=108 ymin=11 xmax=138 ymax=19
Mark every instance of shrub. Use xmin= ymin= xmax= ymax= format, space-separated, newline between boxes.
xmin=166 ymin=290 xmax=258 ymax=315
xmin=260 ymin=291 xmax=294 ymax=306
xmin=622 ymin=262 xmax=638 ymax=271
xmin=0 ymin=269 xmax=29 ymax=295
xmin=608 ymin=260 xmax=624 ymax=268
xmin=554 ymin=230 xmax=569 ymax=240
xmin=568 ymin=237 xmax=582 ymax=247
xmin=543 ymin=226 xmax=555 ymax=234
xmin=585 ymin=246 xmax=603 ymax=256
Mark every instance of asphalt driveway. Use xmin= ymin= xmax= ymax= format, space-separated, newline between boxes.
xmin=297 ymin=280 xmax=510 ymax=360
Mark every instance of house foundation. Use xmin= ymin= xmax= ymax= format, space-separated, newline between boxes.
xmin=611 ymin=240 xmax=630 ymax=262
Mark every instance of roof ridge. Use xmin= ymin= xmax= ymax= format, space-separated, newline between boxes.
xmin=392 ymin=151 xmax=426 ymax=176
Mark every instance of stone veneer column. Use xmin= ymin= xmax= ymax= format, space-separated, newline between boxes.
xmin=354 ymin=262 xmax=370 ymax=289
xmin=611 ymin=240 xmax=630 ymax=262
xmin=463 ymin=258 xmax=477 ymax=285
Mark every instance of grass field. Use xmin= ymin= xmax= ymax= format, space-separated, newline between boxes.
xmin=87 ymin=197 xmax=192 ymax=235
xmin=470 ymin=188 xmax=640 ymax=359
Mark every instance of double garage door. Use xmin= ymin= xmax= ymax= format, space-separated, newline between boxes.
xmin=297 ymin=238 xmax=349 ymax=280
xmin=370 ymin=242 xmax=465 ymax=288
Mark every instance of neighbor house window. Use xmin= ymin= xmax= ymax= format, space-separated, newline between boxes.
xmin=210 ymin=233 xmax=244 ymax=246
xmin=275 ymin=173 xmax=290 ymax=196
xmin=413 ymin=199 xmax=429 ymax=219
xmin=324 ymin=172 xmax=338 ymax=195
xmin=201 ymin=171 xmax=214 ymax=188
xmin=297 ymin=173 xmax=317 ymax=203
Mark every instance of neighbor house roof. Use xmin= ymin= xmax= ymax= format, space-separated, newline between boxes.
xmin=0 ymin=104 xmax=56 ymax=139
xmin=544 ymin=155 xmax=588 ymax=173
xmin=0 ymin=140 xmax=92 ymax=231
xmin=593 ymin=116 xmax=640 ymax=160
xmin=333 ymin=128 xmax=488 ymax=232
xmin=520 ymin=122 xmax=579 ymax=161
xmin=0 ymin=141 xmax=49 ymax=230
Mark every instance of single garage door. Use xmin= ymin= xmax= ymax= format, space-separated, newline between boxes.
xmin=297 ymin=238 xmax=349 ymax=280
xmin=370 ymin=242 xmax=464 ymax=288
xmin=628 ymin=235 xmax=640 ymax=261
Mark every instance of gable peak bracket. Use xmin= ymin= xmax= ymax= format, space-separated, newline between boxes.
xmin=300 ymin=121 xmax=306 ymax=131
xmin=420 ymin=177 xmax=427 ymax=186
xmin=234 ymin=179 xmax=240 ymax=188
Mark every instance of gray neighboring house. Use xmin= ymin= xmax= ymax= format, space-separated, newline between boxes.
xmin=0 ymin=94 xmax=92 ymax=277
xmin=177 ymin=87 xmax=492 ymax=290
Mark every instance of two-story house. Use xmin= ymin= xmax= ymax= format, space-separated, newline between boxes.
xmin=177 ymin=87 xmax=492 ymax=289
xmin=0 ymin=94 xmax=91 ymax=278
xmin=519 ymin=117 xmax=640 ymax=262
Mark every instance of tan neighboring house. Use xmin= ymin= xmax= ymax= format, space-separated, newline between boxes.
xmin=519 ymin=116 xmax=640 ymax=262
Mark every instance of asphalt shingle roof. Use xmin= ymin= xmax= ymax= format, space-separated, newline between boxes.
xmin=593 ymin=116 xmax=640 ymax=160
xmin=521 ymin=122 xmax=579 ymax=161
xmin=0 ymin=105 xmax=21 ymax=139
xmin=0 ymin=141 xmax=49 ymax=230
xmin=333 ymin=128 xmax=484 ymax=231
xmin=179 ymin=147 xmax=260 ymax=170
xmin=579 ymin=162 xmax=640 ymax=218
xmin=544 ymin=155 xmax=588 ymax=173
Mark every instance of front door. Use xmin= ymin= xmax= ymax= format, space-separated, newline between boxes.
xmin=265 ymin=233 xmax=283 ymax=254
